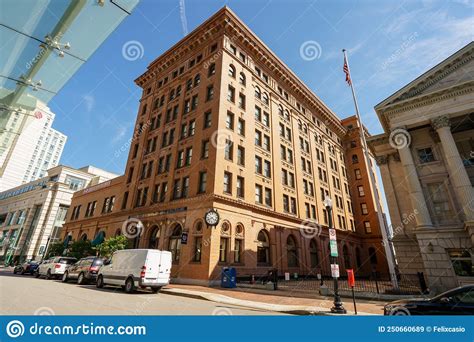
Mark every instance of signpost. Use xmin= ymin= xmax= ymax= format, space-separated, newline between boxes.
xmin=330 ymin=264 xmax=339 ymax=278
xmin=347 ymin=269 xmax=357 ymax=315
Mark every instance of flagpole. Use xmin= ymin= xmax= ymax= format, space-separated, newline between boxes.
xmin=342 ymin=49 xmax=399 ymax=289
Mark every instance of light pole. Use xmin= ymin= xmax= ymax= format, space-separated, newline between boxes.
xmin=323 ymin=196 xmax=346 ymax=314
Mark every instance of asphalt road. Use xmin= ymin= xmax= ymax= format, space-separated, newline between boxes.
xmin=0 ymin=268 xmax=283 ymax=315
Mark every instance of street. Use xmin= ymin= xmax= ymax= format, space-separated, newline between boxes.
xmin=0 ymin=269 xmax=284 ymax=315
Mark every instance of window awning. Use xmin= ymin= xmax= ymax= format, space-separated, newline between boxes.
xmin=63 ymin=234 xmax=72 ymax=248
xmin=91 ymin=231 xmax=105 ymax=246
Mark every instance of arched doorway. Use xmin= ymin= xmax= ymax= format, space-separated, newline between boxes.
xmin=148 ymin=225 xmax=160 ymax=249
xmin=287 ymin=235 xmax=299 ymax=267
xmin=168 ymin=224 xmax=182 ymax=262
xmin=256 ymin=230 xmax=270 ymax=265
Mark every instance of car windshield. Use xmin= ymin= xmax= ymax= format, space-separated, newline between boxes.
xmin=92 ymin=259 xmax=104 ymax=266
xmin=59 ymin=258 xmax=77 ymax=264
xmin=430 ymin=286 xmax=472 ymax=301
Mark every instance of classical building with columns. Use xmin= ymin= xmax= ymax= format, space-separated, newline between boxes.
xmin=368 ymin=42 xmax=474 ymax=293
xmin=61 ymin=7 xmax=389 ymax=285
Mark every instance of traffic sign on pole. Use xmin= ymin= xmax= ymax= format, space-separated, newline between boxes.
xmin=330 ymin=240 xmax=338 ymax=257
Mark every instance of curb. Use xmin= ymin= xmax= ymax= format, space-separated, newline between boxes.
xmin=161 ymin=288 xmax=374 ymax=315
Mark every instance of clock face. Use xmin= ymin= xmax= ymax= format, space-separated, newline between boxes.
xmin=205 ymin=210 xmax=219 ymax=226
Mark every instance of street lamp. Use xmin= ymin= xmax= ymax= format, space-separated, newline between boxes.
xmin=324 ymin=195 xmax=346 ymax=314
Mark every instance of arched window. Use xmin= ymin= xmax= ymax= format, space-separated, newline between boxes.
xmin=298 ymin=120 xmax=302 ymax=130
xmin=355 ymin=247 xmax=362 ymax=268
xmin=352 ymin=154 xmax=359 ymax=164
xmin=309 ymin=239 xmax=319 ymax=268
xmin=228 ymin=65 xmax=236 ymax=78
xmin=283 ymin=110 xmax=290 ymax=120
xmin=343 ymin=245 xmax=351 ymax=269
xmin=278 ymin=105 xmax=283 ymax=116
xmin=239 ymin=72 xmax=246 ymax=86
xmin=176 ymin=85 xmax=182 ymax=97
xmin=168 ymin=224 xmax=182 ymax=262
xmin=257 ymin=230 xmax=270 ymax=265
xmin=186 ymin=78 xmax=192 ymax=90
xmin=148 ymin=225 xmax=161 ymax=249
xmin=169 ymin=89 xmax=175 ymax=100
xmin=287 ymin=235 xmax=299 ymax=267
xmin=303 ymin=124 xmax=308 ymax=134
xmin=194 ymin=74 xmax=201 ymax=87
xmin=262 ymin=92 xmax=269 ymax=105
xmin=255 ymin=86 xmax=261 ymax=99
xmin=80 ymin=233 xmax=88 ymax=241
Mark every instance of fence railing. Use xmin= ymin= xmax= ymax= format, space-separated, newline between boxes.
xmin=237 ymin=272 xmax=428 ymax=296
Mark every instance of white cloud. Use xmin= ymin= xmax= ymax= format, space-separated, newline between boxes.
xmin=111 ymin=124 xmax=128 ymax=144
xmin=82 ymin=94 xmax=95 ymax=112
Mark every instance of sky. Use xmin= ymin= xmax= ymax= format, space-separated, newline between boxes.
xmin=50 ymin=0 xmax=474 ymax=175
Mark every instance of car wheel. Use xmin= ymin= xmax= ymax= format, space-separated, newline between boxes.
xmin=46 ymin=269 xmax=52 ymax=280
xmin=150 ymin=287 xmax=161 ymax=293
xmin=62 ymin=271 xmax=69 ymax=283
xmin=13 ymin=268 xmax=17 ymax=274
xmin=124 ymin=277 xmax=135 ymax=294
xmin=34 ymin=271 xmax=40 ymax=278
xmin=20 ymin=268 xmax=25 ymax=275
xmin=77 ymin=273 xmax=85 ymax=285
xmin=96 ymin=275 xmax=104 ymax=288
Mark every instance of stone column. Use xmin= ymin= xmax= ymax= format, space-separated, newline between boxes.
xmin=432 ymin=115 xmax=474 ymax=222
xmin=391 ymin=128 xmax=433 ymax=228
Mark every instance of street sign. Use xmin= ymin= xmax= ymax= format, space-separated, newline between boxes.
xmin=330 ymin=240 xmax=338 ymax=257
xmin=329 ymin=228 xmax=337 ymax=241
xmin=331 ymin=264 xmax=340 ymax=278
xmin=347 ymin=269 xmax=355 ymax=287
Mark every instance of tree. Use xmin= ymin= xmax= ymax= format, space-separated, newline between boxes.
xmin=47 ymin=242 xmax=65 ymax=258
xmin=96 ymin=235 xmax=128 ymax=258
xmin=68 ymin=240 xmax=95 ymax=259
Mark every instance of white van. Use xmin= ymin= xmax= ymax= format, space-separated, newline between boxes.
xmin=96 ymin=249 xmax=172 ymax=293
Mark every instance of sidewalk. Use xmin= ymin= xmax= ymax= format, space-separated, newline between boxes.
xmin=163 ymin=284 xmax=385 ymax=315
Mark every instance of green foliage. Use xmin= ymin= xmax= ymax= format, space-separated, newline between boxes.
xmin=47 ymin=242 xmax=65 ymax=258
xmin=68 ymin=240 xmax=95 ymax=259
xmin=96 ymin=235 xmax=129 ymax=258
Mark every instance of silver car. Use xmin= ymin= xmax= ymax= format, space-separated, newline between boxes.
xmin=35 ymin=257 xmax=77 ymax=279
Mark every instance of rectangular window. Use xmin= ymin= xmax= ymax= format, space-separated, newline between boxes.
xmin=358 ymin=185 xmax=365 ymax=197
xmin=263 ymin=160 xmax=271 ymax=178
xmin=255 ymin=156 xmax=262 ymax=174
xmin=418 ymin=147 xmax=436 ymax=163
xmin=223 ymin=172 xmax=232 ymax=194
xmin=290 ymin=197 xmax=297 ymax=214
xmin=264 ymin=188 xmax=272 ymax=207
xmin=361 ymin=203 xmax=368 ymax=215
xmin=224 ymin=140 xmax=233 ymax=160
xmin=283 ymin=195 xmax=289 ymax=212
xmin=201 ymin=140 xmax=210 ymax=159
xmin=227 ymin=85 xmax=235 ymax=102
xmin=236 ymin=176 xmax=244 ymax=197
xmin=181 ymin=177 xmax=189 ymax=198
xmin=237 ymin=146 xmax=245 ymax=166
xmin=234 ymin=239 xmax=243 ymax=263
xmin=204 ymin=111 xmax=212 ymax=128
xmin=206 ymin=85 xmax=214 ymax=101
xmin=255 ymin=184 xmax=263 ymax=204
xmin=121 ymin=192 xmax=128 ymax=209
xmin=238 ymin=118 xmax=245 ymax=136
xmin=255 ymin=130 xmax=262 ymax=146
xmin=193 ymin=237 xmax=202 ymax=262
xmin=364 ymin=221 xmax=372 ymax=233
xmin=226 ymin=111 xmax=234 ymax=130
xmin=198 ymin=172 xmax=207 ymax=193
xmin=355 ymin=169 xmax=362 ymax=180
xmin=255 ymin=106 xmax=261 ymax=121
xmin=238 ymin=93 xmax=246 ymax=109
xmin=219 ymin=237 xmax=229 ymax=262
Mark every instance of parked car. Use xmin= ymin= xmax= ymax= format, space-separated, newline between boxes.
xmin=35 ymin=256 xmax=77 ymax=279
xmin=13 ymin=260 xmax=39 ymax=275
xmin=384 ymin=285 xmax=474 ymax=315
xmin=62 ymin=257 xmax=104 ymax=284
xmin=96 ymin=249 xmax=172 ymax=293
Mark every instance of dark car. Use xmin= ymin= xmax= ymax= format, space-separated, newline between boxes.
xmin=13 ymin=260 xmax=39 ymax=275
xmin=384 ymin=285 xmax=474 ymax=315
xmin=62 ymin=256 xmax=104 ymax=285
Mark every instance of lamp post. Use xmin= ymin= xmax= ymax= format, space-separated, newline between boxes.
xmin=323 ymin=196 xmax=346 ymax=314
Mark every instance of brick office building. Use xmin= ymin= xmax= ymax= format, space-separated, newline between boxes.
xmin=62 ymin=7 xmax=388 ymax=285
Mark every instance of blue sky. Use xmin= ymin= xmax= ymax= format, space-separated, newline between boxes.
xmin=50 ymin=0 xmax=474 ymax=175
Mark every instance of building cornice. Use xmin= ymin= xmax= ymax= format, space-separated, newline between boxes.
xmin=135 ymin=6 xmax=346 ymax=136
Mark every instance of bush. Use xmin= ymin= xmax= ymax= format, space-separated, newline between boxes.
xmin=68 ymin=240 xmax=95 ymax=259
xmin=96 ymin=235 xmax=129 ymax=258
xmin=47 ymin=242 xmax=65 ymax=258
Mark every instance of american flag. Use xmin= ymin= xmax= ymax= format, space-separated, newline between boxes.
xmin=343 ymin=55 xmax=352 ymax=86
xmin=34 ymin=111 xmax=43 ymax=119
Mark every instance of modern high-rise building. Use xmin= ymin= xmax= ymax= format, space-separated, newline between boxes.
xmin=0 ymin=165 xmax=119 ymax=264
xmin=0 ymin=96 xmax=66 ymax=191
xmin=368 ymin=42 xmax=474 ymax=293
xmin=62 ymin=7 xmax=389 ymax=285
